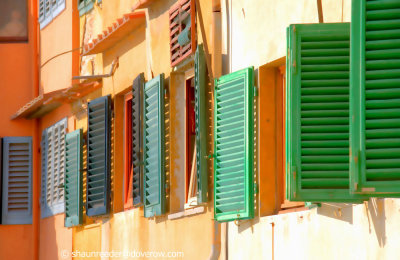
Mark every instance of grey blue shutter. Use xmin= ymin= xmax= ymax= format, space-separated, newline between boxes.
xmin=41 ymin=118 xmax=67 ymax=218
xmin=86 ymin=95 xmax=111 ymax=216
xmin=64 ymin=129 xmax=83 ymax=227
xmin=40 ymin=130 xmax=48 ymax=215
xmin=286 ymin=23 xmax=367 ymax=202
xmin=39 ymin=0 xmax=45 ymax=23
xmin=213 ymin=67 xmax=254 ymax=222
xmin=194 ymin=44 xmax=208 ymax=203
xmin=143 ymin=74 xmax=165 ymax=218
xmin=350 ymin=0 xmax=400 ymax=195
xmin=132 ymin=73 xmax=144 ymax=207
xmin=2 ymin=137 xmax=32 ymax=225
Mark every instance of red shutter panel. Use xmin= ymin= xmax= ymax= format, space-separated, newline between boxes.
xmin=169 ymin=0 xmax=196 ymax=67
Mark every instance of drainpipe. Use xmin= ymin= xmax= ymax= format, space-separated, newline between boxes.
xmin=208 ymin=0 xmax=223 ymax=259
xmin=32 ymin=0 xmax=40 ymax=259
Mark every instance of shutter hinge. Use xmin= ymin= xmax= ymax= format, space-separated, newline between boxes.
xmin=254 ymin=183 xmax=259 ymax=194
xmin=80 ymin=168 xmax=88 ymax=173
xmin=207 ymin=153 xmax=215 ymax=159
xmin=253 ymin=86 xmax=258 ymax=97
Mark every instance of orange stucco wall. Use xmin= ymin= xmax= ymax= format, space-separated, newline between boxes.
xmin=0 ymin=0 xmax=38 ymax=259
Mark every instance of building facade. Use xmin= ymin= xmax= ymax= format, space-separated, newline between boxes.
xmin=1 ymin=0 xmax=400 ymax=259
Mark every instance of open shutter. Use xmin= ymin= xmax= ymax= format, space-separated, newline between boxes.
xmin=39 ymin=0 xmax=45 ymax=23
xmin=214 ymin=67 xmax=254 ymax=222
xmin=2 ymin=137 xmax=32 ymax=225
xmin=194 ymin=44 xmax=208 ymax=203
xmin=350 ymin=0 xmax=400 ymax=195
xmin=132 ymin=73 xmax=144 ymax=207
xmin=41 ymin=118 xmax=67 ymax=218
xmin=143 ymin=74 xmax=165 ymax=218
xmin=64 ymin=129 xmax=83 ymax=227
xmin=169 ymin=0 xmax=196 ymax=67
xmin=40 ymin=130 xmax=48 ymax=215
xmin=286 ymin=23 xmax=368 ymax=202
xmin=86 ymin=95 xmax=111 ymax=216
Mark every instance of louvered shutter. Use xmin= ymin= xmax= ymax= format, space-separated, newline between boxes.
xmin=86 ymin=95 xmax=111 ymax=216
xmin=132 ymin=73 xmax=144 ymax=207
xmin=64 ymin=129 xmax=83 ymax=227
xmin=213 ymin=67 xmax=254 ymax=222
xmin=194 ymin=44 xmax=208 ymax=203
xmin=2 ymin=137 xmax=32 ymax=225
xmin=169 ymin=0 xmax=196 ymax=67
xmin=143 ymin=74 xmax=165 ymax=218
xmin=41 ymin=118 xmax=67 ymax=218
xmin=350 ymin=0 xmax=400 ymax=195
xmin=286 ymin=23 xmax=368 ymax=202
xmin=39 ymin=0 xmax=45 ymax=23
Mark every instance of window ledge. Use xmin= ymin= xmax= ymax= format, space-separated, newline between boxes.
xmin=167 ymin=206 xmax=205 ymax=220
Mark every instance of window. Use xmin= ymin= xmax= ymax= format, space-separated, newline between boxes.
xmin=64 ymin=129 xmax=83 ymax=227
xmin=169 ymin=0 xmax=196 ymax=67
xmin=350 ymin=0 xmax=400 ymax=195
xmin=41 ymin=118 xmax=67 ymax=218
xmin=143 ymin=74 xmax=166 ymax=218
xmin=86 ymin=95 xmax=111 ymax=216
xmin=0 ymin=0 xmax=28 ymax=42
xmin=124 ymin=73 xmax=144 ymax=210
xmin=78 ymin=0 xmax=95 ymax=17
xmin=214 ymin=67 xmax=255 ymax=222
xmin=39 ymin=0 xmax=66 ymax=29
xmin=286 ymin=23 xmax=368 ymax=202
xmin=2 ymin=137 xmax=33 ymax=225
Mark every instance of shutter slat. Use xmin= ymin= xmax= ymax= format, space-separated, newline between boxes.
xmin=2 ymin=137 xmax=32 ymax=224
xmin=287 ymin=23 xmax=367 ymax=202
xmin=86 ymin=96 xmax=111 ymax=216
xmin=351 ymin=0 xmax=400 ymax=195
xmin=143 ymin=74 xmax=165 ymax=218
xmin=214 ymin=67 xmax=254 ymax=222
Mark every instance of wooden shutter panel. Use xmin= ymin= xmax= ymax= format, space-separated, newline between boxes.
xmin=214 ymin=67 xmax=254 ymax=222
xmin=40 ymin=130 xmax=48 ymax=215
xmin=41 ymin=118 xmax=67 ymax=218
xmin=194 ymin=44 xmax=208 ymax=203
xmin=2 ymin=137 xmax=32 ymax=225
xmin=169 ymin=0 xmax=196 ymax=67
xmin=132 ymin=73 xmax=144 ymax=207
xmin=39 ymin=0 xmax=45 ymax=22
xmin=143 ymin=74 xmax=165 ymax=218
xmin=286 ymin=23 xmax=368 ymax=202
xmin=350 ymin=0 xmax=400 ymax=195
xmin=64 ymin=129 xmax=83 ymax=227
xmin=86 ymin=95 xmax=111 ymax=216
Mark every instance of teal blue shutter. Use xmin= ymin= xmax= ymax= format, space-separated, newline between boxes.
xmin=64 ymin=129 xmax=83 ymax=227
xmin=194 ymin=44 xmax=208 ymax=203
xmin=2 ymin=137 xmax=33 ymax=225
xmin=86 ymin=95 xmax=111 ymax=216
xmin=132 ymin=73 xmax=144 ymax=207
xmin=78 ymin=0 xmax=94 ymax=16
xmin=286 ymin=23 xmax=367 ymax=202
xmin=214 ymin=67 xmax=254 ymax=222
xmin=350 ymin=0 xmax=400 ymax=195
xmin=143 ymin=74 xmax=165 ymax=218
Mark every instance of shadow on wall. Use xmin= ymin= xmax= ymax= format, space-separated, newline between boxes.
xmin=39 ymin=215 xmax=63 ymax=260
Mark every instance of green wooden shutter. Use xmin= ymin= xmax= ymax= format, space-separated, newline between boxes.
xmin=64 ymin=129 xmax=83 ymax=227
xmin=2 ymin=137 xmax=32 ymax=225
xmin=286 ymin=23 xmax=368 ymax=202
xmin=194 ymin=44 xmax=208 ymax=204
xmin=213 ymin=67 xmax=254 ymax=222
xmin=143 ymin=74 xmax=165 ymax=218
xmin=132 ymin=73 xmax=144 ymax=207
xmin=350 ymin=0 xmax=400 ymax=195
xmin=86 ymin=95 xmax=111 ymax=216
